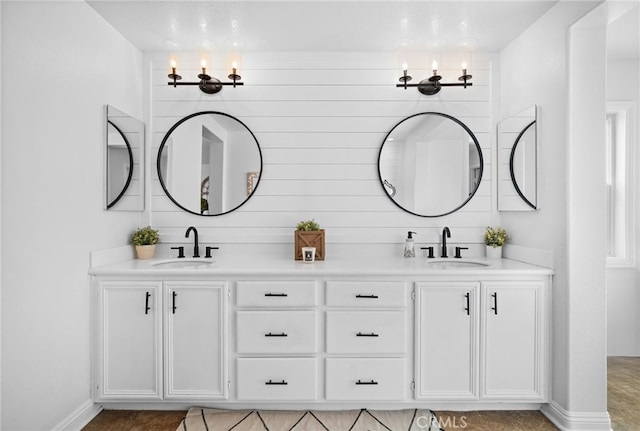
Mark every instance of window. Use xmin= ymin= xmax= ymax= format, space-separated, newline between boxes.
xmin=605 ymin=102 xmax=635 ymax=266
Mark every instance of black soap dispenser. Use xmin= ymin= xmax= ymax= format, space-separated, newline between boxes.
xmin=404 ymin=231 xmax=417 ymax=258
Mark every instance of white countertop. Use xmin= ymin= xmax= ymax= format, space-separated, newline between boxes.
xmin=89 ymin=254 xmax=553 ymax=277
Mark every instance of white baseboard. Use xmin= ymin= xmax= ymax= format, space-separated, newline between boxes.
xmin=51 ymin=400 xmax=102 ymax=431
xmin=541 ymin=401 xmax=612 ymax=431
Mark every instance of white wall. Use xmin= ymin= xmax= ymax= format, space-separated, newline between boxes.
xmin=149 ymin=52 xmax=495 ymax=257
xmin=1 ymin=2 xmax=144 ymax=430
xmin=606 ymin=58 xmax=640 ymax=356
xmin=0 ymin=3 xmax=3 ymax=426
xmin=499 ymin=1 xmax=610 ymax=428
xmin=607 ymin=268 xmax=640 ymax=355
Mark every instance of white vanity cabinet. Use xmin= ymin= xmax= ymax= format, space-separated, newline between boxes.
xmin=415 ymin=278 xmax=549 ymax=403
xmin=94 ymin=280 xmax=228 ymax=402
xmin=95 ymin=281 xmax=163 ymax=400
xmin=90 ymin=255 xmax=552 ymax=408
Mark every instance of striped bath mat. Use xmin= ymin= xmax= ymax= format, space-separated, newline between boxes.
xmin=178 ymin=407 xmax=444 ymax=430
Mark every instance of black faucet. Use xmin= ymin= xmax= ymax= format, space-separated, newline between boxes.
xmin=441 ymin=227 xmax=451 ymax=258
xmin=185 ymin=226 xmax=200 ymax=258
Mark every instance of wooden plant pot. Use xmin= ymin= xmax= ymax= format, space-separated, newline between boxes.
xmin=294 ymin=230 xmax=325 ymax=261
xmin=135 ymin=244 xmax=156 ymax=259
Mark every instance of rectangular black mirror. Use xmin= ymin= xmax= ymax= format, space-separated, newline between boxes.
xmin=498 ymin=105 xmax=537 ymax=211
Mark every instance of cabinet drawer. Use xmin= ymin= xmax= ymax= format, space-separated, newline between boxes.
xmin=236 ymin=358 xmax=318 ymax=400
xmin=326 ymin=311 xmax=406 ymax=354
xmin=325 ymin=281 xmax=406 ymax=307
xmin=237 ymin=311 xmax=317 ymax=354
xmin=236 ymin=281 xmax=317 ymax=307
xmin=325 ymin=358 xmax=405 ymax=400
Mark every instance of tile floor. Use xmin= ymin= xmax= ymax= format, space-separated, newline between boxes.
xmin=607 ymin=356 xmax=640 ymax=431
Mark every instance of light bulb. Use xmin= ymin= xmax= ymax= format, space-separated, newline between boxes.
xmin=462 ymin=61 xmax=468 ymax=70
xmin=200 ymin=59 xmax=207 ymax=69
xmin=402 ymin=62 xmax=408 ymax=72
xmin=232 ymin=61 xmax=238 ymax=69
xmin=170 ymin=59 xmax=177 ymax=69
xmin=432 ymin=60 xmax=438 ymax=71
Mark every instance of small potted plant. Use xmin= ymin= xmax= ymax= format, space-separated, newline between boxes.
xmin=294 ymin=219 xmax=325 ymax=261
xmin=131 ymin=226 xmax=160 ymax=259
xmin=485 ymin=226 xmax=508 ymax=259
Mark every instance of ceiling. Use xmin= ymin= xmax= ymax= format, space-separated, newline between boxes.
xmin=86 ymin=1 xmax=560 ymax=53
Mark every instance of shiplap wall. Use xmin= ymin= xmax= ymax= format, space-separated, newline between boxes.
xmin=149 ymin=52 xmax=495 ymax=256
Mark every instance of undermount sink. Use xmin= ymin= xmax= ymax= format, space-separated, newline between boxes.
xmin=423 ymin=258 xmax=490 ymax=268
xmin=149 ymin=258 xmax=215 ymax=268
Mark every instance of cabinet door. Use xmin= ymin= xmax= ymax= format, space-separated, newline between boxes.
xmin=415 ymin=282 xmax=479 ymax=400
xmin=164 ymin=282 xmax=227 ymax=399
xmin=481 ymin=281 xmax=545 ymax=400
xmin=96 ymin=281 xmax=162 ymax=400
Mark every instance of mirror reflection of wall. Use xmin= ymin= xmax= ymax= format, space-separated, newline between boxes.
xmin=497 ymin=105 xmax=537 ymax=211
xmin=105 ymin=105 xmax=144 ymax=211
xmin=201 ymin=125 xmax=224 ymax=214
xmin=106 ymin=121 xmax=132 ymax=206
xmin=157 ymin=112 xmax=262 ymax=216
xmin=378 ymin=112 xmax=483 ymax=217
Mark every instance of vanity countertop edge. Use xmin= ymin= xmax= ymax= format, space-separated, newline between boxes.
xmin=88 ymin=255 xmax=554 ymax=277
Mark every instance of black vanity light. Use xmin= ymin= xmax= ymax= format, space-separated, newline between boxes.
xmin=397 ymin=61 xmax=472 ymax=95
xmin=167 ymin=59 xmax=244 ymax=94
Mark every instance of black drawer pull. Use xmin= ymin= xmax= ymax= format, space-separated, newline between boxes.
xmin=356 ymin=332 xmax=379 ymax=337
xmin=265 ymin=293 xmax=288 ymax=297
xmin=464 ymin=292 xmax=470 ymax=316
xmin=355 ymin=294 xmax=379 ymax=299
xmin=491 ymin=292 xmax=498 ymax=315
xmin=144 ymin=292 xmax=151 ymax=315
xmin=265 ymin=332 xmax=288 ymax=337
xmin=355 ymin=379 xmax=378 ymax=385
xmin=172 ymin=291 xmax=177 ymax=314
xmin=265 ymin=379 xmax=288 ymax=385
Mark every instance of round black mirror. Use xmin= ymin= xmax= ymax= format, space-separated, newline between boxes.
xmin=157 ymin=111 xmax=262 ymax=216
xmin=378 ymin=112 xmax=483 ymax=217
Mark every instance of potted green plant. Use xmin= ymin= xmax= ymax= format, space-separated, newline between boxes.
xmin=484 ymin=226 xmax=508 ymax=259
xmin=131 ymin=226 xmax=160 ymax=259
xmin=294 ymin=219 xmax=325 ymax=261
